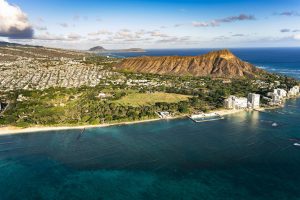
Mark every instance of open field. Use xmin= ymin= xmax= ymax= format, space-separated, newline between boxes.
xmin=114 ymin=92 xmax=191 ymax=106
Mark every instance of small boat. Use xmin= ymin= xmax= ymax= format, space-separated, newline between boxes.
xmin=272 ymin=122 xmax=278 ymax=127
xmin=293 ymin=143 xmax=300 ymax=146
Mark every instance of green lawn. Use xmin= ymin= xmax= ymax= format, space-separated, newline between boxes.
xmin=113 ymin=92 xmax=191 ymax=107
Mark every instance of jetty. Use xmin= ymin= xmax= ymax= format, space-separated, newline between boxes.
xmin=77 ymin=128 xmax=86 ymax=140
xmin=189 ymin=113 xmax=224 ymax=123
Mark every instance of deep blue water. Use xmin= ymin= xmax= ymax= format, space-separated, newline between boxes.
xmin=1 ymin=99 xmax=300 ymax=200
xmin=108 ymin=48 xmax=300 ymax=80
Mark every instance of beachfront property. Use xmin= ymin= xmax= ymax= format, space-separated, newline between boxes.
xmin=224 ymin=93 xmax=261 ymax=110
xmin=288 ymin=86 xmax=300 ymax=97
xmin=274 ymin=89 xmax=287 ymax=99
xmin=247 ymin=93 xmax=260 ymax=109
xmin=269 ymin=88 xmax=287 ymax=105
xmin=224 ymin=95 xmax=248 ymax=110
xmin=157 ymin=111 xmax=172 ymax=119
xmin=268 ymin=87 xmax=299 ymax=105
xmin=271 ymin=93 xmax=282 ymax=105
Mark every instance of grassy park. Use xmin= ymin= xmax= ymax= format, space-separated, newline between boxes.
xmin=114 ymin=92 xmax=191 ymax=107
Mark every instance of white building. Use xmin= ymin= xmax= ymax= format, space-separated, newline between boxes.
xmin=271 ymin=93 xmax=281 ymax=105
xmin=224 ymin=96 xmax=234 ymax=109
xmin=247 ymin=93 xmax=260 ymax=109
xmin=273 ymin=89 xmax=287 ymax=99
xmin=288 ymin=86 xmax=300 ymax=97
xmin=158 ymin=111 xmax=171 ymax=119
xmin=267 ymin=88 xmax=287 ymax=105
xmin=97 ymin=93 xmax=106 ymax=98
xmin=224 ymin=96 xmax=248 ymax=110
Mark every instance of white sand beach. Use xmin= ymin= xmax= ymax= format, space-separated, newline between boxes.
xmin=211 ymin=109 xmax=246 ymax=116
xmin=0 ymin=109 xmax=248 ymax=135
xmin=0 ymin=118 xmax=163 ymax=135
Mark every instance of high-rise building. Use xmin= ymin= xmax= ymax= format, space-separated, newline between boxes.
xmin=247 ymin=93 xmax=260 ymax=109
xmin=274 ymin=89 xmax=287 ymax=99
xmin=224 ymin=96 xmax=248 ymax=110
xmin=288 ymin=86 xmax=300 ymax=97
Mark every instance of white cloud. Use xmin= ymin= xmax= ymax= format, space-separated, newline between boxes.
xmin=174 ymin=23 xmax=185 ymax=27
xmin=148 ymin=31 xmax=169 ymax=38
xmin=275 ymin=11 xmax=300 ymax=17
xmin=156 ymin=36 xmax=193 ymax=45
xmin=193 ymin=21 xmax=218 ymax=27
xmin=88 ymin=29 xmax=113 ymax=36
xmin=232 ymin=34 xmax=245 ymax=37
xmin=193 ymin=14 xmax=255 ymax=27
xmin=67 ymin=33 xmax=82 ymax=40
xmin=35 ymin=25 xmax=47 ymax=31
xmin=0 ymin=0 xmax=33 ymax=38
xmin=58 ymin=23 xmax=69 ymax=28
xmin=293 ymin=34 xmax=300 ymax=40
xmin=34 ymin=32 xmax=65 ymax=41
xmin=34 ymin=32 xmax=83 ymax=41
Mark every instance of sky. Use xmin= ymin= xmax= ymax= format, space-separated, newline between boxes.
xmin=0 ymin=0 xmax=300 ymax=49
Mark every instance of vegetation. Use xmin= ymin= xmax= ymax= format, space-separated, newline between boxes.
xmin=114 ymin=92 xmax=191 ymax=107
xmin=0 ymin=54 xmax=299 ymax=128
xmin=0 ymin=87 xmax=193 ymax=128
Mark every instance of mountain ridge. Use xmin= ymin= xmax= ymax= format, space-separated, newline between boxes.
xmin=88 ymin=46 xmax=145 ymax=53
xmin=114 ymin=49 xmax=264 ymax=78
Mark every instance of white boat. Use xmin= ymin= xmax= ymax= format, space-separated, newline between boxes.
xmin=293 ymin=143 xmax=300 ymax=146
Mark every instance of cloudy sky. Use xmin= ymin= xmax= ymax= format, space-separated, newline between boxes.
xmin=1 ymin=0 xmax=300 ymax=49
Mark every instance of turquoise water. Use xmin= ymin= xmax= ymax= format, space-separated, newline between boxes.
xmin=1 ymin=99 xmax=300 ymax=200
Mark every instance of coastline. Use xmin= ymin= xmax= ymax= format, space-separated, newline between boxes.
xmin=0 ymin=118 xmax=164 ymax=136
xmin=2 ymin=95 xmax=298 ymax=136
xmin=0 ymin=108 xmax=246 ymax=135
xmin=210 ymin=109 xmax=245 ymax=116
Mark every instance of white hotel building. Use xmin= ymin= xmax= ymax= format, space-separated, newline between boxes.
xmin=224 ymin=93 xmax=260 ymax=110
xmin=224 ymin=96 xmax=248 ymax=110
xmin=288 ymin=86 xmax=300 ymax=97
xmin=247 ymin=93 xmax=261 ymax=109
xmin=273 ymin=89 xmax=287 ymax=99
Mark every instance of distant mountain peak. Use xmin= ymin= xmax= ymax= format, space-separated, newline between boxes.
xmin=89 ymin=46 xmax=107 ymax=51
xmin=88 ymin=46 xmax=145 ymax=53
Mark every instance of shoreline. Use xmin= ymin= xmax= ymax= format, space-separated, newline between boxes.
xmin=210 ymin=109 xmax=245 ymax=116
xmin=0 ymin=117 xmax=164 ymax=136
xmin=0 ymin=108 xmax=245 ymax=135
xmin=0 ymin=99 xmax=296 ymax=136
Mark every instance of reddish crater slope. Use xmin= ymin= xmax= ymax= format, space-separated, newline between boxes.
xmin=114 ymin=49 xmax=264 ymax=78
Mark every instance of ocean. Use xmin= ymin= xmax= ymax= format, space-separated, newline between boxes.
xmin=1 ymin=48 xmax=300 ymax=200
